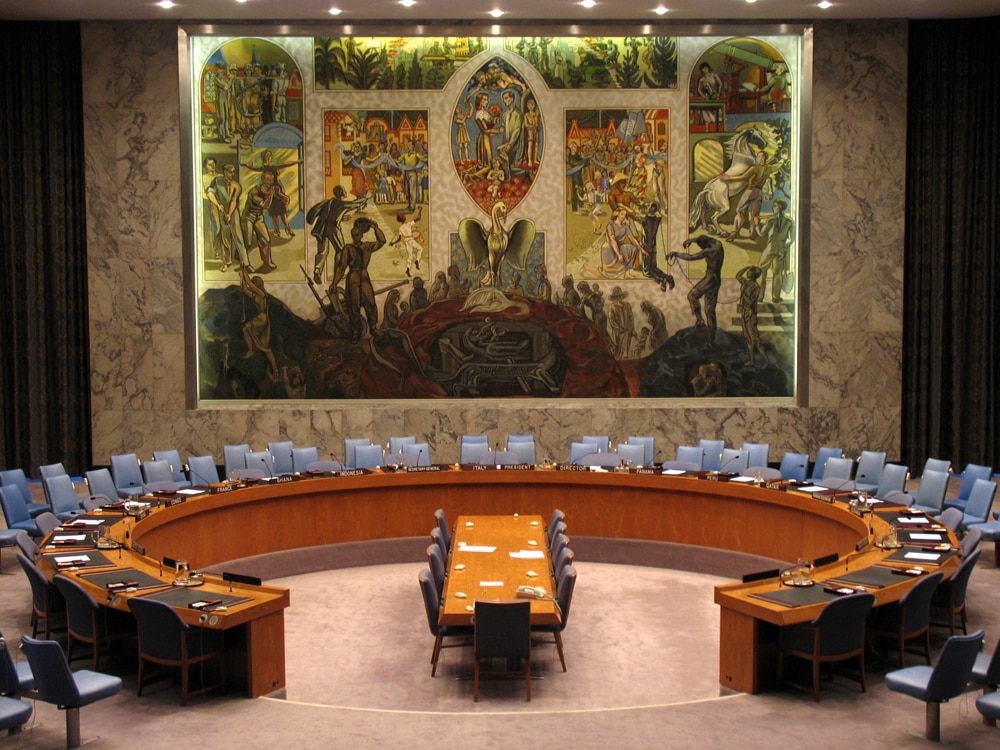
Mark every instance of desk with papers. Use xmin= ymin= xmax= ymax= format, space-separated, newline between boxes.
xmin=439 ymin=514 xmax=560 ymax=627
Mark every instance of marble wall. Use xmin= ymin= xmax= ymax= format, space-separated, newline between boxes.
xmin=82 ymin=20 xmax=907 ymax=466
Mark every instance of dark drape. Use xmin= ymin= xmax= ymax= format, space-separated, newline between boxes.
xmin=903 ymin=17 xmax=1000 ymax=471
xmin=0 ymin=22 xmax=91 ymax=476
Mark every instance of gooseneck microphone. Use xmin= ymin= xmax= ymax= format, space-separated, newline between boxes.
xmin=416 ymin=448 xmax=425 ymax=467
xmin=719 ymin=453 xmax=743 ymax=473
xmin=185 ymin=463 xmax=214 ymax=488
xmin=259 ymin=455 xmax=274 ymax=480
xmin=329 ymin=451 xmax=345 ymax=472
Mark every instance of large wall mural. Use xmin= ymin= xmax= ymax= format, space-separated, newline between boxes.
xmin=186 ymin=32 xmax=802 ymax=401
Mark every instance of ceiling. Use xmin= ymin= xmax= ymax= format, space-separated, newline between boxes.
xmin=3 ymin=0 xmax=997 ymax=22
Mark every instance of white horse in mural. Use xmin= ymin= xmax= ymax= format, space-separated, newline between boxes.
xmin=688 ymin=126 xmax=769 ymax=235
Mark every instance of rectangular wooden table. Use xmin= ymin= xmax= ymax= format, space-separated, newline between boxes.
xmin=439 ymin=514 xmax=560 ymax=627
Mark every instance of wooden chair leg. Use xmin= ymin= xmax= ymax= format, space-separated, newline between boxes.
xmin=473 ymin=659 xmax=480 ymax=702
xmin=525 ymin=657 xmax=531 ymax=702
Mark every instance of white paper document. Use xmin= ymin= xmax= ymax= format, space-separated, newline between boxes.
xmin=54 ymin=555 xmax=89 ymax=564
xmin=897 ymin=517 xmax=928 ymax=524
xmin=458 ymin=545 xmax=496 ymax=553
xmin=479 ymin=581 xmax=504 ymax=587
xmin=910 ymin=533 xmax=944 ymax=541
xmin=661 ymin=469 xmax=687 ymax=475
xmin=797 ymin=486 xmax=828 ymax=493
xmin=904 ymin=551 xmax=941 ymax=561
xmin=509 ymin=550 xmax=545 ymax=559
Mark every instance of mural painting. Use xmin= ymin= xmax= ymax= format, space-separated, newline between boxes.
xmin=187 ymin=33 xmax=801 ymax=402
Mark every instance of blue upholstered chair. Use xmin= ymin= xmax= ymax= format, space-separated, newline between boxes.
xmin=777 ymin=592 xmax=875 ymax=701
xmin=42 ymin=475 xmax=86 ymax=522
xmin=388 ymin=436 xmax=416 ymax=456
xmin=21 ymin=635 xmax=122 ymax=748
xmin=53 ymin=575 xmax=134 ymax=671
xmin=304 ymin=460 xmax=343 ymax=473
xmin=84 ymin=468 xmax=118 ymax=505
xmin=778 ymin=452 xmax=809 ymax=481
xmin=141 ymin=459 xmax=175 ymax=487
xmin=245 ymin=450 xmax=275 ymax=478
xmin=742 ymin=442 xmax=770 ymax=470
xmin=937 ymin=507 xmax=963 ymax=532
xmin=810 ymin=446 xmax=843 ymax=483
xmin=152 ymin=450 xmax=191 ymax=487
xmin=17 ymin=552 xmax=64 ymax=639
xmin=425 ymin=543 xmax=446 ymax=599
xmin=354 ymin=444 xmax=384 ymax=469
xmin=872 ymin=571 xmax=943 ymax=667
xmin=675 ymin=445 xmax=702 ymax=466
xmin=473 ymin=599 xmax=532 ymax=702
xmin=627 ymin=436 xmax=655 ymax=467
xmin=418 ymin=568 xmax=472 ymax=676
xmin=719 ymin=448 xmax=746 ymax=473
xmin=506 ymin=435 xmax=536 ymax=465
xmin=0 ymin=486 xmax=42 ymax=537
xmin=344 ymin=438 xmax=372 ymax=469
xmin=401 ymin=442 xmax=431 ymax=465
xmin=581 ymin=435 xmax=610 ymax=453
xmin=434 ymin=508 xmax=452 ymax=551
xmin=186 ymin=455 xmax=221 ymax=485
xmin=957 ymin=479 xmax=997 ymax=532
xmin=568 ymin=442 xmax=592 ymax=465
xmin=109 ymin=453 xmax=144 ymax=497
xmin=127 ymin=596 xmax=225 ymax=706
xmin=38 ymin=462 xmax=68 ymax=506
xmin=907 ymin=469 xmax=951 ymax=516
xmin=853 ymin=450 xmax=886 ymax=493
xmin=531 ymin=563 xmax=577 ymax=672
xmin=875 ymin=463 xmax=909 ymax=499
xmin=929 ymin=549 xmax=981 ymax=635
xmin=291 ymin=447 xmax=319 ymax=474
xmin=944 ymin=462 xmax=994 ymax=512
xmin=885 ymin=629 xmax=984 ymax=742
xmin=616 ymin=443 xmax=646 ymax=468
xmin=921 ymin=457 xmax=952 ymax=476
xmin=0 ymin=468 xmax=51 ymax=517
xmin=0 ymin=630 xmax=35 ymax=697
xmin=698 ymin=439 xmax=725 ymax=471
xmin=971 ymin=635 xmax=1000 ymax=725
xmin=459 ymin=435 xmax=489 ymax=464
xmin=0 ymin=695 xmax=31 ymax=736
xmin=267 ymin=440 xmax=295 ymax=475
xmin=222 ymin=443 xmax=251 ymax=478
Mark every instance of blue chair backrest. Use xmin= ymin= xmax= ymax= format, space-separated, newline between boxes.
xmin=742 ymin=442 xmax=770 ymax=469
xmin=582 ymin=435 xmax=610 ymax=452
xmin=85 ymin=469 xmax=118 ymax=502
xmin=0 ymin=485 xmax=31 ymax=527
xmin=0 ymin=469 xmax=32 ymax=506
xmin=402 ymin=442 xmax=431 ymax=465
xmin=627 ymin=436 xmax=655 ymax=468
xmin=922 ymin=457 xmax=951 ymax=476
xmin=569 ymin=442 xmax=592 ymax=465
xmin=957 ymin=463 xmax=993 ymax=500
xmin=914 ymin=469 xmax=950 ymax=512
xmin=354 ymin=444 xmax=384 ymax=468
xmin=267 ymin=441 xmax=295 ymax=475
xmin=291 ymin=447 xmax=319 ymax=474
xmin=44 ymin=475 xmax=82 ymax=517
xmin=876 ymin=463 xmax=909 ymax=498
xmin=506 ymin=440 xmax=536 ymax=465
xmin=389 ymin=436 xmax=416 ymax=455
xmin=20 ymin=636 xmax=81 ymax=706
xmin=964 ymin=479 xmax=997 ymax=522
xmin=811 ymin=446 xmax=843 ymax=481
xmin=676 ymin=445 xmax=702 ymax=465
xmin=779 ymin=452 xmax=809 ymax=481
xmin=719 ymin=448 xmax=746 ymax=473
xmin=141 ymin=459 xmax=174 ymax=485
xmin=223 ymin=444 xmax=251 ymax=477
xmin=925 ymin=630 xmax=985 ymax=701
xmin=699 ymin=439 xmax=725 ymax=471
xmin=246 ymin=450 xmax=274 ymax=476
xmin=822 ymin=457 xmax=854 ymax=481
xmin=152 ymin=450 xmax=187 ymax=484
xmin=616 ymin=443 xmax=646 ymax=467
xmin=854 ymin=450 xmax=886 ymax=486
xmin=344 ymin=438 xmax=371 ymax=469
xmin=186 ymin=455 xmax=221 ymax=485
xmin=109 ymin=453 xmax=143 ymax=493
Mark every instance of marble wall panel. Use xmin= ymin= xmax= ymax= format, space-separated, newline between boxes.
xmin=83 ymin=20 xmax=908 ymax=467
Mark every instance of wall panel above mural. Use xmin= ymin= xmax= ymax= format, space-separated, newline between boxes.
xmin=183 ymin=28 xmax=805 ymax=402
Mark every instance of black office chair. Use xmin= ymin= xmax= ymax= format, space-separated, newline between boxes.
xmin=127 ymin=596 xmax=225 ymax=706
xmin=777 ymin=592 xmax=875 ymax=701
xmin=430 ymin=527 xmax=449 ymax=568
xmin=885 ymin=629 xmax=985 ymax=742
xmin=871 ymin=571 xmax=943 ymax=668
xmin=532 ymin=563 xmax=577 ymax=672
xmin=53 ymin=575 xmax=134 ymax=670
xmin=434 ymin=508 xmax=452 ymax=551
xmin=473 ymin=599 xmax=532 ymax=702
xmin=418 ymin=569 xmax=472 ymax=676
xmin=21 ymin=635 xmax=122 ymax=749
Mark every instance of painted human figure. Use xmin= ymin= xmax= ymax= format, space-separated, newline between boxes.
xmin=242 ymin=168 xmax=286 ymax=270
xmin=497 ymin=90 xmax=523 ymax=180
xmin=307 ymin=185 xmax=368 ymax=285
xmin=206 ymin=163 xmax=249 ymax=272
xmin=202 ymin=158 xmax=221 ymax=259
xmin=332 ymin=217 xmax=386 ymax=344
xmin=736 ymin=265 xmax=769 ymax=366
xmin=721 ymin=149 xmax=771 ymax=239
xmin=641 ymin=202 xmax=674 ymax=292
xmin=241 ymin=150 xmax=301 ymax=238
xmin=696 ymin=62 xmax=725 ymax=129
xmin=607 ymin=287 xmax=635 ymax=360
xmin=454 ymin=102 xmax=472 ymax=162
xmin=668 ymin=235 xmax=724 ymax=345
xmin=214 ymin=62 xmax=232 ymax=143
xmin=238 ymin=265 xmax=278 ymax=379
xmin=390 ymin=206 xmax=424 ymax=278
xmin=758 ymin=198 xmax=794 ymax=302
xmin=521 ymin=96 xmax=540 ymax=167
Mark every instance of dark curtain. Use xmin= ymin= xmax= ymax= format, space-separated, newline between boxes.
xmin=903 ymin=18 xmax=1000 ymax=471
xmin=0 ymin=22 xmax=91 ymax=476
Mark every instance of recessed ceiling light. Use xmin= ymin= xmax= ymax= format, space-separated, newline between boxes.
xmin=235 ymin=0 xmax=248 ymax=4
xmin=328 ymin=6 xmax=342 ymax=14
xmin=654 ymin=5 xmax=668 ymax=14
xmin=400 ymin=0 xmax=416 ymax=6
xmin=581 ymin=0 xmax=597 ymax=7
xmin=156 ymin=0 xmax=175 ymax=8
xmin=745 ymin=0 xmax=757 ymax=4
xmin=818 ymin=0 xmax=833 ymax=7
xmin=489 ymin=8 xmax=505 ymax=17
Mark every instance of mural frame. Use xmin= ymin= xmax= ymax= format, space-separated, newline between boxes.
xmin=178 ymin=23 xmax=812 ymax=407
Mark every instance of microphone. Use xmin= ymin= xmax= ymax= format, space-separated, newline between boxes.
xmin=719 ymin=452 xmax=743 ymax=472
xmin=185 ymin=463 xmax=214 ymax=488
xmin=329 ymin=451 xmax=345 ymax=472
xmin=258 ymin=454 xmax=274 ymax=480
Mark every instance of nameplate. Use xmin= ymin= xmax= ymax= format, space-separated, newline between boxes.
xmin=209 ymin=482 xmax=237 ymax=495
xmin=465 ymin=464 xmax=494 ymax=471
xmin=131 ymin=541 xmax=146 ymax=555
xmin=167 ymin=496 xmax=186 ymax=506
xmin=764 ymin=480 xmax=788 ymax=491
xmin=697 ymin=472 xmax=736 ymax=482
xmin=556 ymin=464 xmax=590 ymax=472
xmin=334 ymin=469 xmax=368 ymax=477
xmin=632 ymin=467 xmax=658 ymax=475
xmin=402 ymin=464 xmax=444 ymax=473
xmin=272 ymin=474 xmax=297 ymax=484
xmin=500 ymin=464 xmax=533 ymax=471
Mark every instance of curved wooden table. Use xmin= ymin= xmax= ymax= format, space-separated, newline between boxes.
xmin=126 ymin=468 xmax=959 ymax=695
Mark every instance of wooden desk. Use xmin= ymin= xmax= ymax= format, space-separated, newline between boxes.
xmin=78 ymin=468 xmax=959 ymax=697
xmin=439 ymin=514 xmax=559 ymax=627
xmin=40 ymin=507 xmax=289 ymax=698
xmin=713 ymin=501 xmax=960 ymax=694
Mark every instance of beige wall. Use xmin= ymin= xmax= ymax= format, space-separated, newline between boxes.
xmin=82 ymin=20 xmax=906 ymax=466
